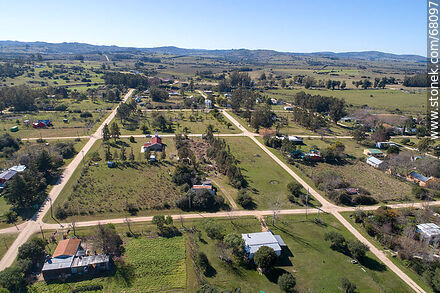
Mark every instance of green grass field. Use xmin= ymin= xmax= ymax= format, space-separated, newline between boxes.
xmin=112 ymin=110 xmax=240 ymax=135
xmin=30 ymin=236 xmax=186 ymax=293
xmin=266 ymin=88 xmax=426 ymax=114
xmin=0 ymin=110 xmax=111 ymax=138
xmin=51 ymin=137 xmax=183 ymax=222
xmin=224 ymin=136 xmax=312 ymax=209
xmin=265 ymin=214 xmax=413 ymax=292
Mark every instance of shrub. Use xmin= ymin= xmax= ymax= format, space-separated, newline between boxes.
xmin=347 ymin=239 xmax=369 ymax=260
xmin=79 ymin=111 xmax=93 ymax=118
xmin=324 ymin=231 xmax=346 ymax=252
xmin=55 ymin=206 xmax=67 ymax=220
xmin=254 ymin=246 xmax=278 ymax=271
xmin=340 ymin=278 xmax=357 ymax=293
xmin=287 ymin=182 xmax=302 ymax=201
xmin=237 ymin=190 xmax=254 ymax=209
xmin=203 ymin=220 xmax=225 ymax=240
xmin=196 ymin=252 xmax=210 ymax=275
xmin=278 ymin=273 xmax=296 ymax=293
xmin=54 ymin=104 xmax=68 ymax=111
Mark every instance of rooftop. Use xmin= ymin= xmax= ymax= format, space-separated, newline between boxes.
xmin=53 ymin=238 xmax=81 ymax=258
xmin=417 ymin=223 xmax=440 ymax=237
xmin=367 ymin=148 xmax=383 ymax=154
xmin=242 ymin=232 xmax=286 ymax=254
xmin=409 ymin=171 xmax=429 ymax=182
xmin=366 ymin=156 xmax=383 ymax=165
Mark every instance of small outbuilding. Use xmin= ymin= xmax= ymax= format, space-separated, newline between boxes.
xmin=0 ymin=170 xmax=17 ymax=184
xmin=366 ymin=156 xmax=383 ymax=168
xmin=363 ymin=148 xmax=384 ymax=158
xmin=10 ymin=126 xmax=18 ymax=132
xmin=107 ymin=161 xmax=116 ymax=168
xmin=416 ymin=223 xmax=440 ymax=244
xmin=407 ymin=171 xmax=435 ymax=187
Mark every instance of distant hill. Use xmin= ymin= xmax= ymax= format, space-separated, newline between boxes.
xmin=0 ymin=40 xmax=426 ymax=62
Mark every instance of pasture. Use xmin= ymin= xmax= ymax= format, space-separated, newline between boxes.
xmin=113 ymin=109 xmax=240 ymax=135
xmin=266 ymin=88 xmax=426 ymax=114
xmin=224 ymin=136 xmax=313 ymax=209
xmin=265 ymin=214 xmax=413 ymax=292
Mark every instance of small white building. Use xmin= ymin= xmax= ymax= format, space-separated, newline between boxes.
xmin=416 ymin=223 xmax=440 ymax=244
xmin=366 ymin=156 xmax=383 ymax=168
xmin=284 ymin=106 xmax=293 ymax=111
xmin=205 ymin=99 xmax=212 ymax=109
xmin=287 ymin=135 xmax=303 ymax=144
xmin=242 ymin=232 xmax=286 ymax=259
xmin=270 ymin=98 xmax=278 ymax=105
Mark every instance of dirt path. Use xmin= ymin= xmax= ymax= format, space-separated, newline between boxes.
xmin=209 ymin=178 xmax=238 ymax=209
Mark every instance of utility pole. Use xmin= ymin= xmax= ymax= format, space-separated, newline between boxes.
xmin=82 ymin=150 xmax=85 ymax=169
xmin=49 ymin=198 xmax=53 ymax=219
xmin=40 ymin=224 xmax=45 ymax=241
xmin=306 ymin=189 xmax=309 ymax=219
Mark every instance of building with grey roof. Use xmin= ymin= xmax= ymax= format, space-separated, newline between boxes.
xmin=242 ymin=231 xmax=286 ymax=259
xmin=416 ymin=223 xmax=440 ymax=244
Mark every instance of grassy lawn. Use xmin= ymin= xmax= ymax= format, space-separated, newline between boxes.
xmin=259 ymin=136 xmax=415 ymax=204
xmin=190 ymin=217 xmax=283 ymax=292
xmin=224 ymin=136 xmax=312 ymax=209
xmin=113 ymin=110 xmax=240 ymax=135
xmin=266 ymin=88 xmax=426 ymax=114
xmin=0 ymin=110 xmax=110 ymax=138
xmin=265 ymin=214 xmax=413 ymax=293
xmin=341 ymin=212 xmax=434 ymax=293
xmin=50 ymin=137 xmax=185 ymax=222
xmin=0 ymin=233 xmax=18 ymax=260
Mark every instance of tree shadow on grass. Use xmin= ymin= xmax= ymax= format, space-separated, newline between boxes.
xmin=265 ymin=267 xmax=290 ymax=284
xmin=360 ymin=256 xmax=387 ymax=272
xmin=114 ymin=261 xmax=136 ymax=287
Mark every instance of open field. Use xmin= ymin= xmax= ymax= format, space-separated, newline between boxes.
xmin=0 ymin=233 xmax=18 ymax=260
xmin=30 ymin=234 xmax=186 ymax=293
xmin=0 ymin=110 xmax=111 ymax=138
xmin=224 ymin=136 xmax=313 ymax=209
xmin=266 ymin=88 xmax=426 ymax=114
xmin=112 ymin=109 xmax=240 ymax=135
xmin=265 ymin=214 xmax=413 ymax=292
xmin=259 ymin=136 xmax=416 ymax=204
xmin=49 ymin=137 xmax=186 ymax=222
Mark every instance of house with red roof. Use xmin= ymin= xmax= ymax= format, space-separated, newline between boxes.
xmin=142 ymin=134 xmax=166 ymax=152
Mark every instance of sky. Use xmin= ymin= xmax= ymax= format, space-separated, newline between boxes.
xmin=0 ymin=0 xmax=427 ymax=56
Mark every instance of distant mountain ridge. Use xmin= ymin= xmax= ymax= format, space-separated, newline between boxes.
xmin=0 ymin=40 xmax=426 ymax=62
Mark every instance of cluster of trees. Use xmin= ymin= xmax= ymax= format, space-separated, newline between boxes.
xmin=0 ymin=134 xmax=20 ymax=157
xmin=352 ymin=206 xmax=440 ymax=292
xmin=116 ymin=99 xmax=138 ymax=123
xmin=217 ymin=71 xmax=252 ymax=92
xmin=4 ymin=149 xmax=62 ymax=211
xmin=205 ymin=125 xmax=246 ymax=188
xmin=324 ymin=231 xmax=369 ymax=261
xmin=103 ymin=72 xmax=154 ymax=89
xmin=352 ymin=79 xmax=372 ymax=89
xmin=0 ymin=62 xmax=25 ymax=78
xmin=150 ymin=87 xmax=169 ymax=102
xmin=291 ymin=107 xmax=327 ymax=131
xmin=0 ymin=85 xmax=41 ymax=111
xmin=250 ymin=104 xmax=275 ymax=131
xmin=229 ymin=88 xmax=256 ymax=111
xmin=0 ymin=238 xmax=47 ymax=292
xmin=403 ymin=74 xmax=428 ymax=87
xmin=176 ymin=188 xmax=224 ymax=211
xmin=325 ymin=79 xmax=346 ymax=90
xmin=293 ymin=91 xmax=346 ymax=122
xmin=312 ymin=170 xmax=376 ymax=205
xmin=152 ymin=215 xmax=180 ymax=237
